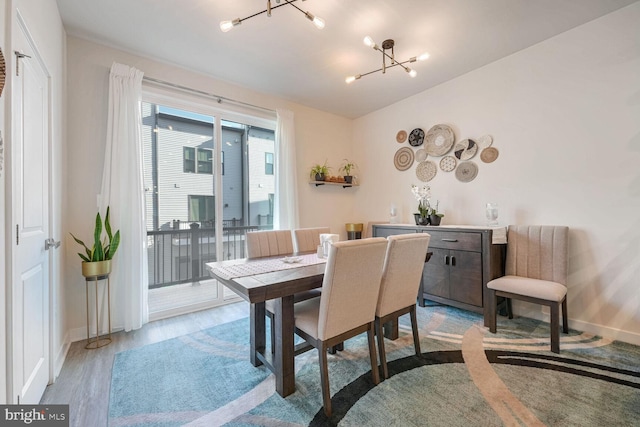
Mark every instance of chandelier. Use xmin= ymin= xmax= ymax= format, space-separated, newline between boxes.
xmin=220 ymin=0 xmax=325 ymax=32
xmin=346 ymin=37 xmax=429 ymax=83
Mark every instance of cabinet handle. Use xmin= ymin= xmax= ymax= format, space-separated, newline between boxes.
xmin=445 ymin=255 xmax=449 ymax=265
xmin=451 ymin=256 xmax=456 ymax=266
xmin=442 ymin=238 xmax=458 ymax=242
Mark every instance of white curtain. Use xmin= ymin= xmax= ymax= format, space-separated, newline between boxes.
xmin=274 ymin=108 xmax=299 ymax=230
xmin=99 ymin=62 xmax=148 ymax=331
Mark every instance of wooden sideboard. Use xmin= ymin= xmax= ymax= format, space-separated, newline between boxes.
xmin=372 ymin=224 xmax=506 ymax=326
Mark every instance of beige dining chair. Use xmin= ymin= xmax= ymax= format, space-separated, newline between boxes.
xmin=293 ymin=237 xmax=388 ymax=417
xmin=293 ymin=227 xmax=331 ymax=252
xmin=375 ymin=233 xmax=431 ymax=379
xmin=245 ymin=229 xmax=319 ymax=351
xmin=487 ymin=225 xmax=569 ymax=353
xmin=245 ymin=229 xmax=294 ymax=259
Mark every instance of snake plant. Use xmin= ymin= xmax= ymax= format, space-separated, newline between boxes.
xmin=70 ymin=206 xmax=120 ymax=262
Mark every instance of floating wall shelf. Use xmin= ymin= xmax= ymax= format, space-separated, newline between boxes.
xmin=309 ymin=181 xmax=359 ymax=188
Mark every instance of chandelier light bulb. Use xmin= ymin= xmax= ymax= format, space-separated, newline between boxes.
xmin=345 ymin=74 xmax=361 ymax=84
xmin=363 ymin=36 xmax=375 ymax=48
xmin=408 ymin=69 xmax=417 ymax=78
xmin=417 ymin=52 xmax=430 ymax=61
xmin=220 ymin=19 xmax=240 ymax=32
xmin=309 ymin=14 xmax=325 ymax=29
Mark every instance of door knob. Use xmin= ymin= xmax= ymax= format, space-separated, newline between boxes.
xmin=45 ymin=238 xmax=61 ymax=250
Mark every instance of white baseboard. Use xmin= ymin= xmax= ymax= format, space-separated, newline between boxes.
xmin=53 ymin=331 xmax=71 ymax=379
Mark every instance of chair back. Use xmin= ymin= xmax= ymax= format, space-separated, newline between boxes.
xmin=317 ymin=238 xmax=388 ymax=340
xmin=377 ymin=233 xmax=431 ymax=317
xmin=506 ymin=225 xmax=569 ymax=285
xmin=293 ymin=227 xmax=330 ymax=252
xmin=246 ymin=230 xmax=294 ymax=259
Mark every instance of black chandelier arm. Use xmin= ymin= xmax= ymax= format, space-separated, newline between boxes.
xmin=239 ymin=0 xmax=300 ymax=23
xmin=359 ymin=59 xmax=414 ymax=78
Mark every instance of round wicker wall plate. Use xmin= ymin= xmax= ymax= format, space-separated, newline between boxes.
xmin=440 ymin=155 xmax=457 ymax=172
xmin=455 ymin=161 xmax=478 ymax=183
xmin=394 ymin=147 xmax=414 ymax=171
xmin=0 ymin=48 xmax=6 ymax=97
xmin=396 ymin=130 xmax=407 ymax=143
xmin=480 ymin=147 xmax=499 ymax=163
xmin=408 ymin=128 xmax=425 ymax=147
xmin=415 ymin=148 xmax=428 ymax=162
xmin=424 ymin=124 xmax=455 ymax=156
xmin=454 ymin=138 xmax=478 ymax=160
xmin=478 ymin=134 xmax=493 ymax=148
xmin=416 ymin=160 xmax=437 ymax=182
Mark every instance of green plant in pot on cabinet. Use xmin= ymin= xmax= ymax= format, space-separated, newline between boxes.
xmin=310 ymin=161 xmax=331 ymax=181
xmin=411 ymin=184 xmax=431 ymax=226
xmin=429 ymin=200 xmax=444 ymax=226
xmin=70 ymin=206 xmax=120 ymax=278
xmin=339 ymin=159 xmax=358 ymax=184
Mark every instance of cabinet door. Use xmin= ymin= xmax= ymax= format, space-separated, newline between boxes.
xmin=449 ymin=250 xmax=483 ymax=307
xmin=421 ymin=247 xmax=449 ymax=299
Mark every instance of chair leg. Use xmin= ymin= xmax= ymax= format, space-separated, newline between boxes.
xmin=318 ymin=344 xmax=332 ymax=417
xmin=367 ymin=323 xmax=380 ymax=385
xmin=410 ymin=306 xmax=421 ymax=357
xmin=488 ymin=290 xmax=497 ymax=333
xmin=550 ymin=303 xmax=560 ymax=354
xmin=375 ymin=318 xmax=388 ymax=380
xmin=562 ymin=298 xmax=569 ymax=333
xmin=268 ymin=312 xmax=275 ymax=353
xmin=507 ymin=298 xmax=513 ymax=319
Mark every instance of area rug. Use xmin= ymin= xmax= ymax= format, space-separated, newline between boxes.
xmin=108 ymin=306 xmax=640 ymax=426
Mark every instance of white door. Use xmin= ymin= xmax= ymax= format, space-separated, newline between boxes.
xmin=11 ymin=18 xmax=51 ymax=404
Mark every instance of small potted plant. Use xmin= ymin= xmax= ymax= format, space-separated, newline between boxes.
xmin=339 ymin=159 xmax=357 ymax=184
xmin=310 ymin=161 xmax=331 ymax=181
xmin=429 ymin=200 xmax=444 ymax=226
xmin=411 ymin=184 xmax=431 ymax=226
xmin=70 ymin=206 xmax=121 ymax=278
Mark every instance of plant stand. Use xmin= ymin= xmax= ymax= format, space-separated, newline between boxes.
xmin=84 ymin=273 xmax=112 ymax=349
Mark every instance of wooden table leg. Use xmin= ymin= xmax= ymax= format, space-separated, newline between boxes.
xmin=274 ymin=295 xmax=296 ymax=397
xmin=250 ymin=302 xmax=266 ymax=367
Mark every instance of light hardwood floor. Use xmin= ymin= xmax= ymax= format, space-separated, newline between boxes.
xmin=40 ymin=301 xmax=249 ymax=427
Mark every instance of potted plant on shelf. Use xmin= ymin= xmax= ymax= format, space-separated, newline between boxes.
xmin=411 ymin=184 xmax=431 ymax=226
xmin=339 ymin=159 xmax=357 ymax=184
xmin=429 ymin=200 xmax=444 ymax=226
xmin=70 ymin=206 xmax=121 ymax=278
xmin=310 ymin=161 xmax=331 ymax=181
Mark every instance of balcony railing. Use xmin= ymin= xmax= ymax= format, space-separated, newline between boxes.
xmin=147 ymin=220 xmax=270 ymax=289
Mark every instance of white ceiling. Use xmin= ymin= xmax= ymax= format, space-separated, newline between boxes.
xmin=55 ymin=0 xmax=637 ymax=118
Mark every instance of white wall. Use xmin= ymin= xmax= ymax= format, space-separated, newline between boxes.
xmin=1 ymin=0 xmax=66 ymax=403
xmin=1 ymin=0 xmax=8 ymax=405
xmin=353 ymin=3 xmax=640 ymax=344
xmin=64 ymin=37 xmax=354 ymax=338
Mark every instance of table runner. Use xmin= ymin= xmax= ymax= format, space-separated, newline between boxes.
xmin=208 ymin=253 xmax=327 ymax=280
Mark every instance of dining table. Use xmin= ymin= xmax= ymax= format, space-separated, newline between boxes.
xmin=205 ymin=251 xmax=404 ymax=398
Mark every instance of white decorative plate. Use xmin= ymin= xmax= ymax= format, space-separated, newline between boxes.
xmin=415 ymin=148 xmax=428 ymax=162
xmin=454 ymin=138 xmax=478 ymax=160
xmin=394 ymin=147 xmax=414 ymax=171
xmin=416 ymin=160 xmax=437 ymax=182
xmin=455 ymin=161 xmax=478 ymax=183
xmin=477 ymin=134 xmax=493 ymax=148
xmin=424 ymin=124 xmax=455 ymax=156
xmin=440 ymin=156 xmax=457 ymax=172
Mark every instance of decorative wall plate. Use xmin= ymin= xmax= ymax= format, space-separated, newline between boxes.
xmin=455 ymin=161 xmax=478 ymax=183
xmin=477 ymin=134 xmax=493 ymax=148
xmin=416 ymin=160 xmax=437 ymax=182
xmin=454 ymin=138 xmax=478 ymax=160
xmin=439 ymin=155 xmax=457 ymax=172
xmin=408 ymin=128 xmax=425 ymax=147
xmin=0 ymin=48 xmax=6 ymax=97
xmin=415 ymin=148 xmax=428 ymax=162
xmin=424 ymin=124 xmax=455 ymax=156
xmin=480 ymin=147 xmax=499 ymax=163
xmin=394 ymin=147 xmax=414 ymax=171
xmin=396 ymin=130 xmax=407 ymax=143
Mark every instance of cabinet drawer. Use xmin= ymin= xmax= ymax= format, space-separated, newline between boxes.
xmin=425 ymin=230 xmax=482 ymax=251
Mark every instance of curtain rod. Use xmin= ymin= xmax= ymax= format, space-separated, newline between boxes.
xmin=142 ymin=76 xmax=276 ymax=115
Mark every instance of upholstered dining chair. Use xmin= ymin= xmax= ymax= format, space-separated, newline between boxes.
xmin=293 ymin=238 xmax=388 ymax=417
xmin=375 ymin=233 xmax=431 ymax=379
xmin=293 ymin=226 xmax=331 ymax=252
xmin=486 ymin=225 xmax=569 ymax=353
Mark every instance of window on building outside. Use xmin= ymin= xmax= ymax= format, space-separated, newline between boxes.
xmin=265 ymin=152 xmax=274 ymax=175
xmin=183 ymin=147 xmax=196 ymax=173
xmin=198 ymin=148 xmax=213 ymax=174
xmin=188 ymin=195 xmax=215 ymax=222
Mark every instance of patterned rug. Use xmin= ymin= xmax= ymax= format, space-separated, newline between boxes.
xmin=108 ymin=306 xmax=640 ymax=426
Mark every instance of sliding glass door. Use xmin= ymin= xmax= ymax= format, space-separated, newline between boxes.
xmin=141 ymin=97 xmax=276 ymax=318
